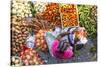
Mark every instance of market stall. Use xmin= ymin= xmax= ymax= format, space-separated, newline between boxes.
xmin=11 ymin=0 xmax=97 ymax=66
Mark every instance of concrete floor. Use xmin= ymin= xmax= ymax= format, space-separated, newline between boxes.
xmin=37 ymin=39 xmax=97 ymax=64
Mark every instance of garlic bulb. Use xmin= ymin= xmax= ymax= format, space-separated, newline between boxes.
xmin=33 ymin=2 xmax=47 ymax=13
xmin=11 ymin=56 xmax=22 ymax=66
xmin=11 ymin=0 xmax=33 ymax=18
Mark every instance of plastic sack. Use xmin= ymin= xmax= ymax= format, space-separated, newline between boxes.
xmin=26 ymin=33 xmax=35 ymax=48
xmin=51 ymin=27 xmax=62 ymax=38
xmin=44 ymin=32 xmax=55 ymax=55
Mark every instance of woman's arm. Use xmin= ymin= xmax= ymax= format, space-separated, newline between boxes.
xmin=56 ymin=32 xmax=70 ymax=41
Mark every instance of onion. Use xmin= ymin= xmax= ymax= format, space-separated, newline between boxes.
xmin=44 ymin=44 xmax=47 ymax=48
xmin=40 ymin=32 xmax=44 ymax=36
xmin=15 ymin=59 xmax=19 ymax=64
xmin=40 ymin=37 xmax=44 ymax=40
xmin=24 ymin=59 xmax=29 ymax=65
xmin=36 ymin=42 xmax=40 ymax=46
xmin=26 ymin=55 xmax=31 ymax=60
xmin=20 ymin=49 xmax=45 ymax=65
xmin=29 ymin=60 xmax=33 ymax=64
xmin=12 ymin=56 xmax=15 ymax=62
xmin=41 ymin=40 xmax=45 ymax=43
xmin=15 ymin=64 xmax=20 ymax=67
xmin=41 ymin=47 xmax=45 ymax=51
xmin=11 ymin=56 xmax=21 ymax=66
xmin=36 ymin=33 xmax=41 ymax=38
xmin=25 ymin=50 xmax=29 ymax=54
xmin=32 ymin=50 xmax=36 ymax=54
xmin=35 ymin=61 xmax=39 ymax=65
xmin=39 ymin=30 xmax=43 ymax=33
xmin=33 ymin=59 xmax=36 ymax=62
xmin=29 ymin=51 xmax=33 ymax=56
xmin=36 ymin=39 xmax=41 ymax=43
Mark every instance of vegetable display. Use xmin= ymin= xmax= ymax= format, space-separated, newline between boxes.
xmin=20 ymin=48 xmax=45 ymax=65
xmin=41 ymin=3 xmax=61 ymax=27
xmin=11 ymin=56 xmax=22 ymax=66
xmin=60 ymin=4 xmax=79 ymax=26
xmin=11 ymin=0 xmax=35 ymax=18
xmin=35 ymin=30 xmax=49 ymax=53
xmin=77 ymin=5 xmax=97 ymax=38
xmin=11 ymin=0 xmax=97 ymax=66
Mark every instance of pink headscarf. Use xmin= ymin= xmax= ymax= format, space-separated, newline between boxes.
xmin=51 ymin=39 xmax=73 ymax=59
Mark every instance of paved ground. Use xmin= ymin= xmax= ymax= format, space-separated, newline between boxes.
xmin=37 ymin=39 xmax=97 ymax=64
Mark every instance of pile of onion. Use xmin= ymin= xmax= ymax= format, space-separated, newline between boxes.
xmin=11 ymin=56 xmax=22 ymax=66
xmin=35 ymin=30 xmax=48 ymax=53
xmin=20 ymin=48 xmax=45 ymax=65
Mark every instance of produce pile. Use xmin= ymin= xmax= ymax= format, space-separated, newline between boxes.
xmin=77 ymin=5 xmax=97 ymax=38
xmin=11 ymin=0 xmax=97 ymax=66
xmin=11 ymin=56 xmax=22 ymax=66
xmin=41 ymin=3 xmax=61 ymax=27
xmin=20 ymin=48 xmax=45 ymax=65
xmin=11 ymin=0 xmax=34 ymax=18
xmin=33 ymin=2 xmax=47 ymax=14
xmin=61 ymin=4 xmax=78 ymax=26
xmin=11 ymin=0 xmax=48 ymax=66
xmin=11 ymin=16 xmax=29 ymax=56
xmin=35 ymin=30 xmax=49 ymax=53
xmin=33 ymin=3 xmax=79 ymax=28
xmin=11 ymin=47 xmax=45 ymax=66
xmin=32 ymin=18 xmax=51 ymax=33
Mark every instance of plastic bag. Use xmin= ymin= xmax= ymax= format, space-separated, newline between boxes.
xmin=44 ymin=32 xmax=55 ymax=55
xmin=26 ymin=33 xmax=35 ymax=48
xmin=52 ymin=27 xmax=62 ymax=38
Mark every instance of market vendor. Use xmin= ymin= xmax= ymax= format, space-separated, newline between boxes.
xmin=45 ymin=26 xmax=88 ymax=59
xmin=51 ymin=32 xmax=74 ymax=59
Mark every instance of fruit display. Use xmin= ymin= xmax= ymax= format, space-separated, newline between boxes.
xmin=60 ymin=4 xmax=79 ymax=26
xmin=20 ymin=48 xmax=45 ymax=65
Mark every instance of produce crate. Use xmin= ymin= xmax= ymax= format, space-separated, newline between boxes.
xmin=60 ymin=4 xmax=79 ymax=27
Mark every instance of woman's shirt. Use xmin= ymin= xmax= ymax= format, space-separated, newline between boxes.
xmin=51 ymin=39 xmax=73 ymax=59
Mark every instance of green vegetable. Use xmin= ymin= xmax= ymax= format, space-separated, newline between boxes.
xmin=77 ymin=5 xmax=97 ymax=38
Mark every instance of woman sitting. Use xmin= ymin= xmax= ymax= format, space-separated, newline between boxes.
xmin=51 ymin=32 xmax=74 ymax=59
